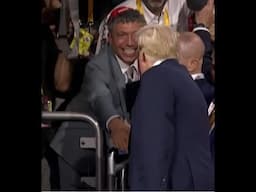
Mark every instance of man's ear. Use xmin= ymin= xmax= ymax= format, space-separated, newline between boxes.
xmin=138 ymin=51 xmax=147 ymax=75
xmin=190 ymin=58 xmax=199 ymax=71
xmin=138 ymin=51 xmax=146 ymax=63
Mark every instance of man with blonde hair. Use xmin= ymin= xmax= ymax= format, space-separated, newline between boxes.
xmin=129 ymin=25 xmax=214 ymax=190
xmin=135 ymin=24 xmax=179 ymax=74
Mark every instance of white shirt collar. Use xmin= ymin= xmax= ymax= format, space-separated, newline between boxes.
xmin=191 ymin=73 xmax=205 ymax=80
xmin=142 ymin=3 xmax=167 ymax=25
xmin=152 ymin=59 xmax=165 ymax=67
xmin=115 ymin=55 xmax=138 ymax=74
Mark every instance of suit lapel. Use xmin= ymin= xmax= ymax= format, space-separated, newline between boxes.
xmin=107 ymin=48 xmax=129 ymax=119
xmin=109 ymin=53 xmax=126 ymax=88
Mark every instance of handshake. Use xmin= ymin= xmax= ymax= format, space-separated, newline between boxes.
xmin=108 ymin=117 xmax=131 ymax=152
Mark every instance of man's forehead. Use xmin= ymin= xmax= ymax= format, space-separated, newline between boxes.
xmin=114 ymin=22 xmax=144 ymax=31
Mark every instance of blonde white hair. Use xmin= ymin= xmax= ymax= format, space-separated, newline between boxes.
xmin=136 ymin=24 xmax=179 ymax=62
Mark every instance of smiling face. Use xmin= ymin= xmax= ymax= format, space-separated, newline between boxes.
xmin=109 ymin=21 xmax=144 ymax=65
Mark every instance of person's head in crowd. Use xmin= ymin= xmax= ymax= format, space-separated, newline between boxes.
xmin=41 ymin=0 xmax=61 ymax=27
xmin=107 ymin=8 xmax=146 ymax=65
xmin=136 ymin=24 xmax=179 ymax=74
xmin=176 ymin=32 xmax=205 ymax=74
xmin=142 ymin=0 xmax=168 ymax=15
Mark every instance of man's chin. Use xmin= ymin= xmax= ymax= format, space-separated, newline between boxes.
xmin=125 ymin=58 xmax=137 ymax=65
xmin=121 ymin=55 xmax=137 ymax=64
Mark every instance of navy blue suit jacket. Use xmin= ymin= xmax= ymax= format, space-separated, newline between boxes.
xmin=194 ymin=29 xmax=214 ymax=84
xmin=129 ymin=59 xmax=214 ymax=190
xmin=195 ymin=78 xmax=214 ymax=107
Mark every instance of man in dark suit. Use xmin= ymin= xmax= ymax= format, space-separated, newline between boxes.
xmin=50 ymin=9 xmax=146 ymax=190
xmin=192 ymin=0 xmax=215 ymax=84
xmin=177 ymin=31 xmax=214 ymax=107
xmin=129 ymin=25 xmax=214 ymax=190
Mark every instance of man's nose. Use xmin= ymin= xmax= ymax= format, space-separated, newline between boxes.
xmin=127 ymin=34 xmax=134 ymax=45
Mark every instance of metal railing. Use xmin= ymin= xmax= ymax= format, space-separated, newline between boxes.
xmin=107 ymin=150 xmax=129 ymax=191
xmin=42 ymin=111 xmax=103 ymax=190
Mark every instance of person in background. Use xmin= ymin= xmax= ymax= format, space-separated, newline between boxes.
xmin=176 ymin=31 xmax=215 ymax=160
xmin=96 ymin=0 xmax=215 ymax=85
xmin=41 ymin=0 xmax=72 ymax=190
xmin=176 ymin=31 xmax=214 ymax=107
xmin=95 ymin=0 xmax=189 ymax=54
xmin=41 ymin=0 xmax=72 ymax=104
xmin=192 ymin=0 xmax=214 ymax=84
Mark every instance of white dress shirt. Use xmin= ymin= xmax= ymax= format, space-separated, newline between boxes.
xmin=191 ymin=73 xmax=205 ymax=80
xmin=116 ymin=56 xmax=139 ymax=83
xmin=106 ymin=56 xmax=139 ymax=130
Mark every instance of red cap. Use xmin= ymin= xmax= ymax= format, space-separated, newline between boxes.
xmin=107 ymin=6 xmax=133 ymax=23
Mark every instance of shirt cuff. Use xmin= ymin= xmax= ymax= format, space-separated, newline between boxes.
xmin=193 ymin=26 xmax=210 ymax=33
xmin=106 ymin=115 xmax=121 ymax=132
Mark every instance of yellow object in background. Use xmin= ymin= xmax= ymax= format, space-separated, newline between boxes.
xmin=47 ymin=100 xmax=52 ymax=112
xmin=79 ymin=28 xmax=94 ymax=56
xmin=70 ymin=28 xmax=94 ymax=57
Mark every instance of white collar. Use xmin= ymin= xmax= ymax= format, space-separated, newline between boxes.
xmin=191 ymin=73 xmax=205 ymax=80
xmin=142 ymin=2 xmax=168 ymax=24
xmin=152 ymin=59 xmax=165 ymax=67
xmin=115 ymin=55 xmax=138 ymax=74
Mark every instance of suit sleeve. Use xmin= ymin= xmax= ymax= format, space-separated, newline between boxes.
xmin=129 ymin=69 xmax=175 ymax=190
xmin=194 ymin=29 xmax=213 ymax=84
xmin=79 ymin=61 xmax=120 ymax=128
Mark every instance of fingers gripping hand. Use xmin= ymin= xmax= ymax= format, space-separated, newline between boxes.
xmin=109 ymin=117 xmax=131 ymax=152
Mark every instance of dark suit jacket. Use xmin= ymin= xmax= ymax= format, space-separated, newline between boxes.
xmin=194 ymin=78 xmax=214 ymax=107
xmin=194 ymin=29 xmax=214 ymax=84
xmin=125 ymin=80 xmax=140 ymax=114
xmin=129 ymin=59 xmax=214 ymax=190
xmin=210 ymin=127 xmax=215 ymax=160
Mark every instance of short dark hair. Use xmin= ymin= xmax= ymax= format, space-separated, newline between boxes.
xmin=107 ymin=8 xmax=146 ymax=33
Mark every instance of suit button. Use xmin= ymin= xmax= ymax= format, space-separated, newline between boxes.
xmin=161 ymin=177 xmax=167 ymax=188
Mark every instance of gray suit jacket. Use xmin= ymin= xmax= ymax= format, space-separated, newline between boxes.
xmin=50 ymin=45 xmax=129 ymax=174
xmin=82 ymin=45 xmax=129 ymax=127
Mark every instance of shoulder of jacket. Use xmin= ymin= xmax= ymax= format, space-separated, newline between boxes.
xmin=88 ymin=47 xmax=109 ymax=68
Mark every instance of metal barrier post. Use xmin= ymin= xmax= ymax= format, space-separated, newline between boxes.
xmin=107 ymin=150 xmax=129 ymax=191
xmin=42 ymin=111 xmax=103 ymax=190
xmin=107 ymin=151 xmax=115 ymax=191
